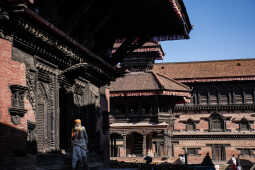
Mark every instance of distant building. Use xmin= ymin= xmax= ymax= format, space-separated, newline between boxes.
xmin=154 ymin=59 xmax=255 ymax=165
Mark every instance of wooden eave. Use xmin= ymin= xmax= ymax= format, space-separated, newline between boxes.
xmin=110 ymin=89 xmax=190 ymax=97
xmin=3 ymin=0 xmax=192 ymax=66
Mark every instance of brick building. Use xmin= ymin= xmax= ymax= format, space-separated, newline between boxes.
xmin=154 ymin=59 xmax=255 ymax=166
xmin=0 ymin=0 xmax=191 ymax=169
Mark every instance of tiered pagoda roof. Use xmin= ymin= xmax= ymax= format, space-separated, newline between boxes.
xmin=110 ymin=71 xmax=190 ymax=103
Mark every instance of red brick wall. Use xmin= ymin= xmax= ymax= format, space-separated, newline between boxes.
xmin=173 ymin=112 xmax=255 ymax=164
xmin=0 ymin=38 xmax=35 ymax=155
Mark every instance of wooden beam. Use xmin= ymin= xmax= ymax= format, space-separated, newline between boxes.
xmin=110 ymin=36 xmax=150 ymax=65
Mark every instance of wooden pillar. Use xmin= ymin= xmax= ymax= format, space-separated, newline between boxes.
xmin=113 ymin=137 xmax=116 ymax=157
xmin=143 ymin=134 xmax=147 ymax=156
xmin=123 ymin=134 xmax=127 ymax=157
xmin=110 ymin=137 xmax=113 ymax=157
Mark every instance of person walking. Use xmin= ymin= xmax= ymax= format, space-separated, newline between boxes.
xmin=72 ymin=119 xmax=88 ymax=170
xmin=232 ymin=154 xmax=237 ymax=170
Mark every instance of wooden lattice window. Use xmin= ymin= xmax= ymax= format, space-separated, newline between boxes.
xmin=199 ymin=91 xmax=208 ymax=105
xmin=219 ymin=91 xmax=229 ymax=105
xmin=239 ymin=118 xmax=250 ymax=131
xmin=186 ymin=119 xmax=196 ymax=131
xmin=9 ymin=85 xmax=28 ymax=125
xmin=210 ymin=90 xmax=218 ymax=105
xmin=209 ymin=113 xmax=225 ymax=132
xmin=234 ymin=89 xmax=243 ymax=104
xmin=245 ymin=89 xmax=254 ymax=104
xmin=212 ymin=145 xmax=226 ymax=161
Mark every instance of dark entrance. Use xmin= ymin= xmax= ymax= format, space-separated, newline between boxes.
xmin=59 ymin=87 xmax=74 ymax=151
xmin=127 ymin=132 xmax=143 ymax=157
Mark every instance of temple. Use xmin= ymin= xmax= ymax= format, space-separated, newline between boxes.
xmin=109 ymin=41 xmax=190 ymax=161
xmin=0 ymin=0 xmax=191 ymax=169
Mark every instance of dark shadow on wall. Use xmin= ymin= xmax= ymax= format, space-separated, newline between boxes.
xmin=0 ymin=122 xmax=37 ymax=168
xmin=59 ymin=86 xmax=107 ymax=162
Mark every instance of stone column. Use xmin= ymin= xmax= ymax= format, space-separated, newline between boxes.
xmin=143 ymin=134 xmax=147 ymax=156
xmin=123 ymin=134 xmax=127 ymax=157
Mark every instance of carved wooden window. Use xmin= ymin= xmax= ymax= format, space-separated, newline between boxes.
xmin=10 ymin=85 xmax=27 ymax=108
xmin=212 ymin=144 xmax=226 ymax=161
xmin=199 ymin=91 xmax=208 ymax=105
xmin=209 ymin=114 xmax=225 ymax=132
xmin=245 ymin=89 xmax=254 ymax=104
xmin=239 ymin=119 xmax=250 ymax=131
xmin=186 ymin=119 xmax=196 ymax=131
xmin=187 ymin=148 xmax=200 ymax=155
xmin=210 ymin=90 xmax=218 ymax=105
xmin=234 ymin=89 xmax=243 ymax=104
xmin=219 ymin=91 xmax=228 ymax=105
xmin=9 ymin=85 xmax=28 ymax=125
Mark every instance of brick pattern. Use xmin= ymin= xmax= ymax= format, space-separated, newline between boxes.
xmin=173 ymin=112 xmax=255 ymax=164
xmin=0 ymin=38 xmax=35 ymax=155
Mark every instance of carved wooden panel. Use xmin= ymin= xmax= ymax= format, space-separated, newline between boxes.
xmin=219 ymin=91 xmax=229 ymax=105
xmin=36 ymin=103 xmax=45 ymax=152
xmin=234 ymin=88 xmax=243 ymax=104
xmin=199 ymin=90 xmax=208 ymax=105
xmin=209 ymin=90 xmax=218 ymax=105
xmin=245 ymin=89 xmax=254 ymax=104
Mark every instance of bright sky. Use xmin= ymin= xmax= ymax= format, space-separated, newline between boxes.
xmin=158 ymin=0 xmax=255 ymax=63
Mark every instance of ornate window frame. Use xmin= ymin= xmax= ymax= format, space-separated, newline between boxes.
xmin=202 ymin=112 xmax=231 ymax=132
xmin=8 ymin=85 xmax=28 ymax=125
xmin=180 ymin=118 xmax=200 ymax=131
xmin=232 ymin=117 xmax=254 ymax=132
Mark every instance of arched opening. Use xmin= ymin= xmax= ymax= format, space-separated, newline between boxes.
xmin=126 ymin=132 xmax=143 ymax=157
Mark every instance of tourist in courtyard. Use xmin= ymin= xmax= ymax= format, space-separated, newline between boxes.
xmin=72 ymin=119 xmax=88 ymax=170
xmin=232 ymin=154 xmax=237 ymax=170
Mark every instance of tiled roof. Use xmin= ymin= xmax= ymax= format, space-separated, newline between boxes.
xmin=113 ymin=41 xmax=164 ymax=59
xmin=153 ymin=59 xmax=255 ymax=81
xmin=110 ymin=71 xmax=190 ymax=92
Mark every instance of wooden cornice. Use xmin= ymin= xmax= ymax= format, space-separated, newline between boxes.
xmin=174 ymin=104 xmax=255 ymax=113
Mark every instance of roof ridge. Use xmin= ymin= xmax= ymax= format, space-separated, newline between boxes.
xmin=156 ymin=72 xmax=190 ymax=90
xmin=155 ymin=58 xmax=255 ymax=65
xmin=150 ymin=71 xmax=165 ymax=89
